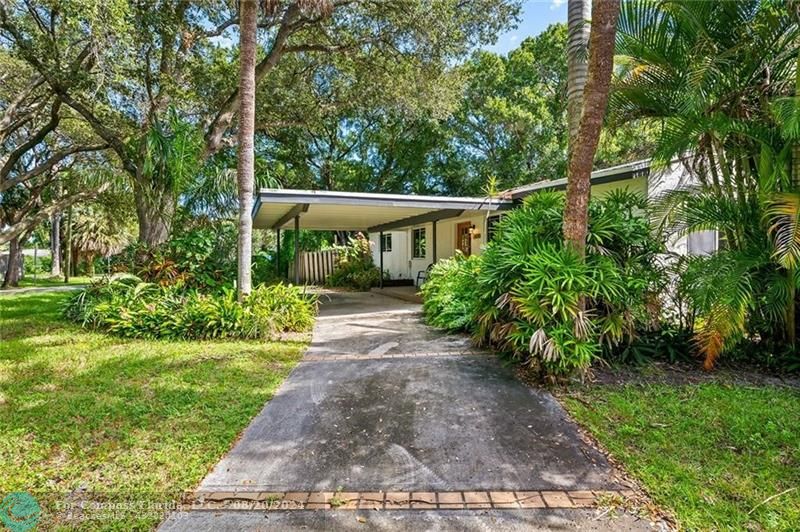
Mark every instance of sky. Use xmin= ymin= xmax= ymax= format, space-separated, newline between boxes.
xmin=486 ymin=0 xmax=568 ymax=55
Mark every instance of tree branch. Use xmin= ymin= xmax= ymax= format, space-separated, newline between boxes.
xmin=1 ymin=143 xmax=108 ymax=192
xmin=0 ymin=99 xmax=61 ymax=180
xmin=0 ymin=75 xmax=44 ymax=138
xmin=203 ymin=3 xmax=301 ymax=158
xmin=0 ymin=182 xmax=110 ymax=245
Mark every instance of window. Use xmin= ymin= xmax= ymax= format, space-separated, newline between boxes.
xmin=687 ymin=230 xmax=718 ymax=256
xmin=380 ymin=233 xmax=392 ymax=253
xmin=487 ymin=215 xmax=503 ymax=242
xmin=412 ymin=228 xmax=426 ymax=258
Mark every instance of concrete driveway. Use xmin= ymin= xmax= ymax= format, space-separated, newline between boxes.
xmin=160 ymin=292 xmax=654 ymax=531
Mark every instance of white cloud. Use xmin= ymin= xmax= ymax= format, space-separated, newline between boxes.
xmin=551 ymin=0 xmax=566 ymax=9
xmin=510 ymin=34 xmax=519 ymax=42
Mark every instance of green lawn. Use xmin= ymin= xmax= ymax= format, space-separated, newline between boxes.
xmin=0 ymin=292 xmax=306 ymax=530
xmin=9 ymin=275 xmax=96 ymax=289
xmin=563 ymin=383 xmax=800 ymax=530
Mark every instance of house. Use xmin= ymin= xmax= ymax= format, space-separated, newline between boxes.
xmin=251 ymin=158 xmax=715 ymax=285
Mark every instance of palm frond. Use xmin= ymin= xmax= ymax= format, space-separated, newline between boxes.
xmin=768 ymin=192 xmax=800 ymax=269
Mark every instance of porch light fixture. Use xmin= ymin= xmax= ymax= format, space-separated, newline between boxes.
xmin=468 ymin=224 xmax=480 ymax=238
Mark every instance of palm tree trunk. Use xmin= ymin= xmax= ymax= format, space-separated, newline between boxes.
xmin=788 ymin=267 xmax=796 ymax=347
xmin=50 ymin=211 xmax=62 ymax=277
xmin=86 ymin=252 xmax=96 ymax=277
xmin=236 ymin=0 xmax=257 ymax=300
xmin=64 ymin=206 xmax=72 ymax=283
xmin=563 ymin=0 xmax=620 ymax=256
xmin=567 ymin=0 xmax=591 ymax=153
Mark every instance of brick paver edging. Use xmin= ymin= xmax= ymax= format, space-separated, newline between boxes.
xmin=189 ymin=489 xmax=633 ymax=511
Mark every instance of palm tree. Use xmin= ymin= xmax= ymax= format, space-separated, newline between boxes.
xmin=236 ymin=0 xmax=332 ymax=299
xmin=566 ymin=0 xmax=590 ymax=149
xmin=563 ymin=0 xmax=620 ymax=256
xmin=614 ymin=0 xmax=800 ymax=368
xmin=236 ymin=0 xmax=257 ymax=299
xmin=71 ymin=206 xmax=133 ymax=276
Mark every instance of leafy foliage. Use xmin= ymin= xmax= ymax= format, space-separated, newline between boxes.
xmin=614 ymin=0 xmax=800 ymax=369
xmin=421 ymin=191 xmax=664 ymax=379
xmin=421 ymin=253 xmax=482 ymax=331
xmin=112 ymin=222 xmax=237 ymax=291
xmin=64 ymin=275 xmax=317 ymax=340
xmin=326 ymin=233 xmax=383 ymax=290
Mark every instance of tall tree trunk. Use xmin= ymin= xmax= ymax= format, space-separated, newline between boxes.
xmin=563 ymin=0 xmax=620 ymax=256
xmin=50 ymin=211 xmax=62 ymax=277
xmin=64 ymin=206 xmax=72 ymax=283
xmin=788 ymin=270 xmax=796 ymax=348
xmin=134 ymin=178 xmax=174 ymax=248
xmin=2 ymin=236 xmax=22 ymax=288
xmin=71 ymin=247 xmax=80 ymax=277
xmin=86 ymin=252 xmax=96 ymax=277
xmin=567 ymin=0 xmax=591 ymax=153
xmin=236 ymin=0 xmax=257 ymax=300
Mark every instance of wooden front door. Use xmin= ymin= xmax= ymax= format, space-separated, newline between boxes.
xmin=456 ymin=222 xmax=472 ymax=256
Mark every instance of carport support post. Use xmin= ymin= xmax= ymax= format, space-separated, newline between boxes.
xmin=379 ymin=231 xmax=384 ymax=289
xmin=275 ymin=229 xmax=281 ymax=278
xmin=432 ymin=220 xmax=437 ymax=263
xmin=294 ymin=215 xmax=300 ymax=285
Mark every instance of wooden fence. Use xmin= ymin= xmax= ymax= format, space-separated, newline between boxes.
xmin=288 ymin=249 xmax=342 ymax=285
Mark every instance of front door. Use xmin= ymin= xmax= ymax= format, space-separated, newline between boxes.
xmin=456 ymin=222 xmax=472 ymax=256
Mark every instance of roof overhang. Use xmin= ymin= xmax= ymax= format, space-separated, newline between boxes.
xmin=502 ymin=159 xmax=651 ymax=200
xmin=252 ymin=189 xmax=514 ymax=231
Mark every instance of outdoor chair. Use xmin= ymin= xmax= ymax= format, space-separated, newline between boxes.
xmin=416 ymin=263 xmax=434 ymax=287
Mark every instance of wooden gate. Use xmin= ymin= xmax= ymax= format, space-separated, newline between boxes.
xmin=288 ymin=249 xmax=342 ymax=284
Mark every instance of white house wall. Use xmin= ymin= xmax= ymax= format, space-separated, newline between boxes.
xmin=369 ymin=163 xmax=709 ymax=282
xmin=369 ymin=231 xmax=409 ymax=280
xmin=369 ymin=211 xmax=488 ymax=281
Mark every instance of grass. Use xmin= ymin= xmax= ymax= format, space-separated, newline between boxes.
xmin=563 ymin=383 xmax=800 ymax=530
xmin=0 ymin=291 xmax=306 ymax=530
xmin=4 ymin=275 xmax=96 ymax=289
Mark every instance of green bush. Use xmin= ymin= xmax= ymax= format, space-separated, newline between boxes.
xmin=478 ymin=191 xmax=663 ymax=378
xmin=420 ymin=190 xmax=665 ymax=380
xmin=23 ymin=254 xmax=52 ymax=275
xmin=421 ymin=253 xmax=481 ymax=331
xmin=326 ymin=233 xmax=383 ymax=290
xmin=110 ymin=222 xmax=237 ymax=290
xmin=64 ymin=275 xmax=317 ymax=340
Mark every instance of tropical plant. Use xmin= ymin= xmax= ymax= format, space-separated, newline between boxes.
xmin=326 ymin=233 xmax=382 ymax=290
xmin=64 ymin=275 xmax=317 ymax=340
xmin=71 ymin=205 xmax=134 ymax=276
xmin=420 ymin=190 xmax=663 ymax=379
xmin=421 ymin=253 xmax=482 ymax=331
xmin=613 ymin=0 xmax=800 ymax=369
xmin=477 ymin=191 xmax=661 ymax=378
xmin=110 ymin=222 xmax=238 ymax=291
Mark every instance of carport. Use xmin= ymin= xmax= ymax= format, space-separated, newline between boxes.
xmin=251 ymin=189 xmax=513 ymax=285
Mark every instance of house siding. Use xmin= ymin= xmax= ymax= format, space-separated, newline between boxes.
xmin=370 ymin=161 xmax=709 ymax=281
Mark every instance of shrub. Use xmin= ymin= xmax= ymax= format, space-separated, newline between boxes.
xmin=421 ymin=253 xmax=481 ymax=331
xmin=475 ymin=191 xmax=663 ymax=378
xmin=64 ymin=275 xmax=317 ymax=340
xmin=605 ymin=324 xmax=695 ymax=366
xmin=110 ymin=222 xmax=236 ymax=290
xmin=23 ymin=254 xmax=52 ymax=275
xmin=420 ymin=190 xmax=665 ymax=380
xmin=326 ymin=233 xmax=383 ymax=290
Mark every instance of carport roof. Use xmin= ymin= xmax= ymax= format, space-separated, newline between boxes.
xmin=252 ymin=188 xmax=514 ymax=232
